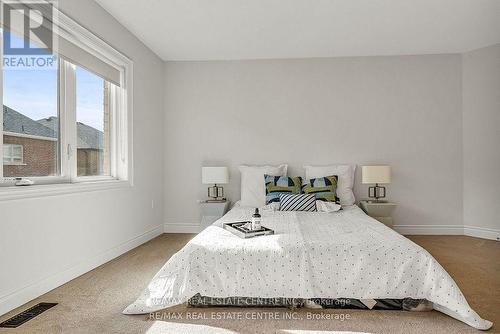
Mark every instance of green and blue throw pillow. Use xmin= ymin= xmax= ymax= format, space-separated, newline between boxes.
xmin=265 ymin=175 xmax=302 ymax=204
xmin=302 ymin=175 xmax=339 ymax=203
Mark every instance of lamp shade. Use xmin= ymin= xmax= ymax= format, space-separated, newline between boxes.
xmin=202 ymin=167 xmax=229 ymax=184
xmin=362 ymin=165 xmax=391 ymax=184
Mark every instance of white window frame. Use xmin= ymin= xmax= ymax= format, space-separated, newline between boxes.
xmin=0 ymin=2 xmax=133 ymax=200
xmin=2 ymin=143 xmax=23 ymax=165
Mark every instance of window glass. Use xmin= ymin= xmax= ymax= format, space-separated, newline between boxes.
xmin=75 ymin=66 xmax=111 ymax=176
xmin=3 ymin=144 xmax=23 ymax=164
xmin=1 ymin=5 xmax=128 ymax=188
xmin=2 ymin=32 xmax=59 ymax=177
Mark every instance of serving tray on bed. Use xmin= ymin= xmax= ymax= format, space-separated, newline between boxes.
xmin=223 ymin=221 xmax=274 ymax=238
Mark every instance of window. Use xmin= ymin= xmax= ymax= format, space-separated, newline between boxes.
xmin=3 ymin=144 xmax=23 ymax=164
xmin=0 ymin=2 xmax=132 ymax=190
xmin=76 ymin=66 xmax=111 ymax=177
xmin=2 ymin=31 xmax=60 ymax=177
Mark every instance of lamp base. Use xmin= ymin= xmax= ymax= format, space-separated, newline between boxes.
xmin=368 ymin=183 xmax=386 ymax=202
xmin=208 ymin=184 xmax=224 ymax=201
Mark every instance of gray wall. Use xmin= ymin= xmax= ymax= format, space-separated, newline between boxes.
xmin=462 ymin=44 xmax=500 ymax=232
xmin=164 ymin=55 xmax=463 ymax=229
xmin=0 ymin=0 xmax=165 ymax=315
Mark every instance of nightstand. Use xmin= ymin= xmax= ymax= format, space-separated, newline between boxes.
xmin=200 ymin=200 xmax=230 ymax=229
xmin=359 ymin=200 xmax=397 ymax=228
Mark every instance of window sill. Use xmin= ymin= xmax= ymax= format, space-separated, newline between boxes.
xmin=3 ymin=162 xmax=27 ymax=166
xmin=0 ymin=179 xmax=131 ymax=202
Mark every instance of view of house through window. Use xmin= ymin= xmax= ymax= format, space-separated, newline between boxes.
xmin=2 ymin=33 xmax=112 ymax=179
xmin=76 ymin=66 xmax=111 ymax=177
xmin=2 ymin=32 xmax=60 ymax=177
xmin=1 ymin=7 xmax=128 ymax=186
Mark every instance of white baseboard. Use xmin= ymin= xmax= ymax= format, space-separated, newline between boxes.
xmin=464 ymin=225 xmax=500 ymax=241
xmin=0 ymin=224 xmax=163 ymax=317
xmin=393 ymin=224 xmax=464 ymax=235
xmin=394 ymin=224 xmax=500 ymax=241
xmin=164 ymin=222 xmax=200 ymax=233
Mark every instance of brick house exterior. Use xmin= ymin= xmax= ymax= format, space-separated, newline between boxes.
xmin=38 ymin=117 xmax=107 ymax=176
xmin=76 ymin=149 xmax=104 ymax=176
xmin=3 ymin=134 xmax=58 ymax=177
xmin=3 ymin=106 xmax=105 ymax=178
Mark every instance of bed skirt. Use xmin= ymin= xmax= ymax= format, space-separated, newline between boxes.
xmin=188 ymin=294 xmax=433 ymax=311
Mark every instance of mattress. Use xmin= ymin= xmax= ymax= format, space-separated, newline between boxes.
xmin=123 ymin=204 xmax=492 ymax=330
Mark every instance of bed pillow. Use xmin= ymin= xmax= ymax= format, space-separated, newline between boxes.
xmin=302 ymin=175 xmax=339 ymax=203
xmin=279 ymin=193 xmax=317 ymax=212
xmin=304 ymin=164 xmax=356 ymax=206
xmin=239 ymin=164 xmax=288 ymax=207
xmin=265 ymin=175 xmax=302 ymax=204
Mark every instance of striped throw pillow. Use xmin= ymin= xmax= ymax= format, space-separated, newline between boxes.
xmin=279 ymin=193 xmax=317 ymax=212
xmin=265 ymin=175 xmax=302 ymax=204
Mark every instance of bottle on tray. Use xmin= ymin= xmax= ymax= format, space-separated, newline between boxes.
xmin=251 ymin=208 xmax=262 ymax=230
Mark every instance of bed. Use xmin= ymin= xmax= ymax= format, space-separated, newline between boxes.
xmin=123 ymin=203 xmax=492 ymax=330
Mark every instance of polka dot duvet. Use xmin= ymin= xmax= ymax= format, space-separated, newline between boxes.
xmin=123 ymin=204 xmax=492 ymax=330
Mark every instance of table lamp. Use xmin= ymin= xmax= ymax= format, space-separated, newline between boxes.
xmin=362 ymin=165 xmax=391 ymax=202
xmin=202 ymin=167 xmax=229 ymax=201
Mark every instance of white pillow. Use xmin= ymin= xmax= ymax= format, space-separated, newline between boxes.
xmin=304 ymin=164 xmax=356 ymax=206
xmin=239 ymin=164 xmax=288 ymax=208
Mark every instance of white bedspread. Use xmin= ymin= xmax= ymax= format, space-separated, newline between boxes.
xmin=124 ymin=205 xmax=492 ymax=330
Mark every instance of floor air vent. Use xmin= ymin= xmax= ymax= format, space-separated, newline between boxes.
xmin=0 ymin=303 xmax=57 ymax=328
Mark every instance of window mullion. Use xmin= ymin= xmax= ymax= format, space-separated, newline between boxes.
xmin=60 ymin=59 xmax=77 ymax=182
xmin=115 ymin=84 xmax=128 ymax=181
xmin=0 ymin=26 xmax=4 ymax=179
xmin=109 ymin=83 xmax=117 ymax=178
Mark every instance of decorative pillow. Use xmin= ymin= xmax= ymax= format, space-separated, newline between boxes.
xmin=304 ymin=165 xmax=356 ymax=205
xmin=239 ymin=164 xmax=288 ymax=207
xmin=265 ymin=175 xmax=302 ymax=204
xmin=302 ymin=175 xmax=339 ymax=203
xmin=279 ymin=193 xmax=317 ymax=212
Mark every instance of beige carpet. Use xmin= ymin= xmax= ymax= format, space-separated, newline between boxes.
xmin=0 ymin=234 xmax=498 ymax=334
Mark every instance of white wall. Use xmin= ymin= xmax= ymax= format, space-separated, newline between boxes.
xmin=0 ymin=0 xmax=165 ymax=315
xmin=462 ymin=44 xmax=500 ymax=240
xmin=164 ymin=55 xmax=463 ymax=233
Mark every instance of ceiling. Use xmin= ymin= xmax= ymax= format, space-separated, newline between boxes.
xmin=95 ymin=0 xmax=500 ymax=61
